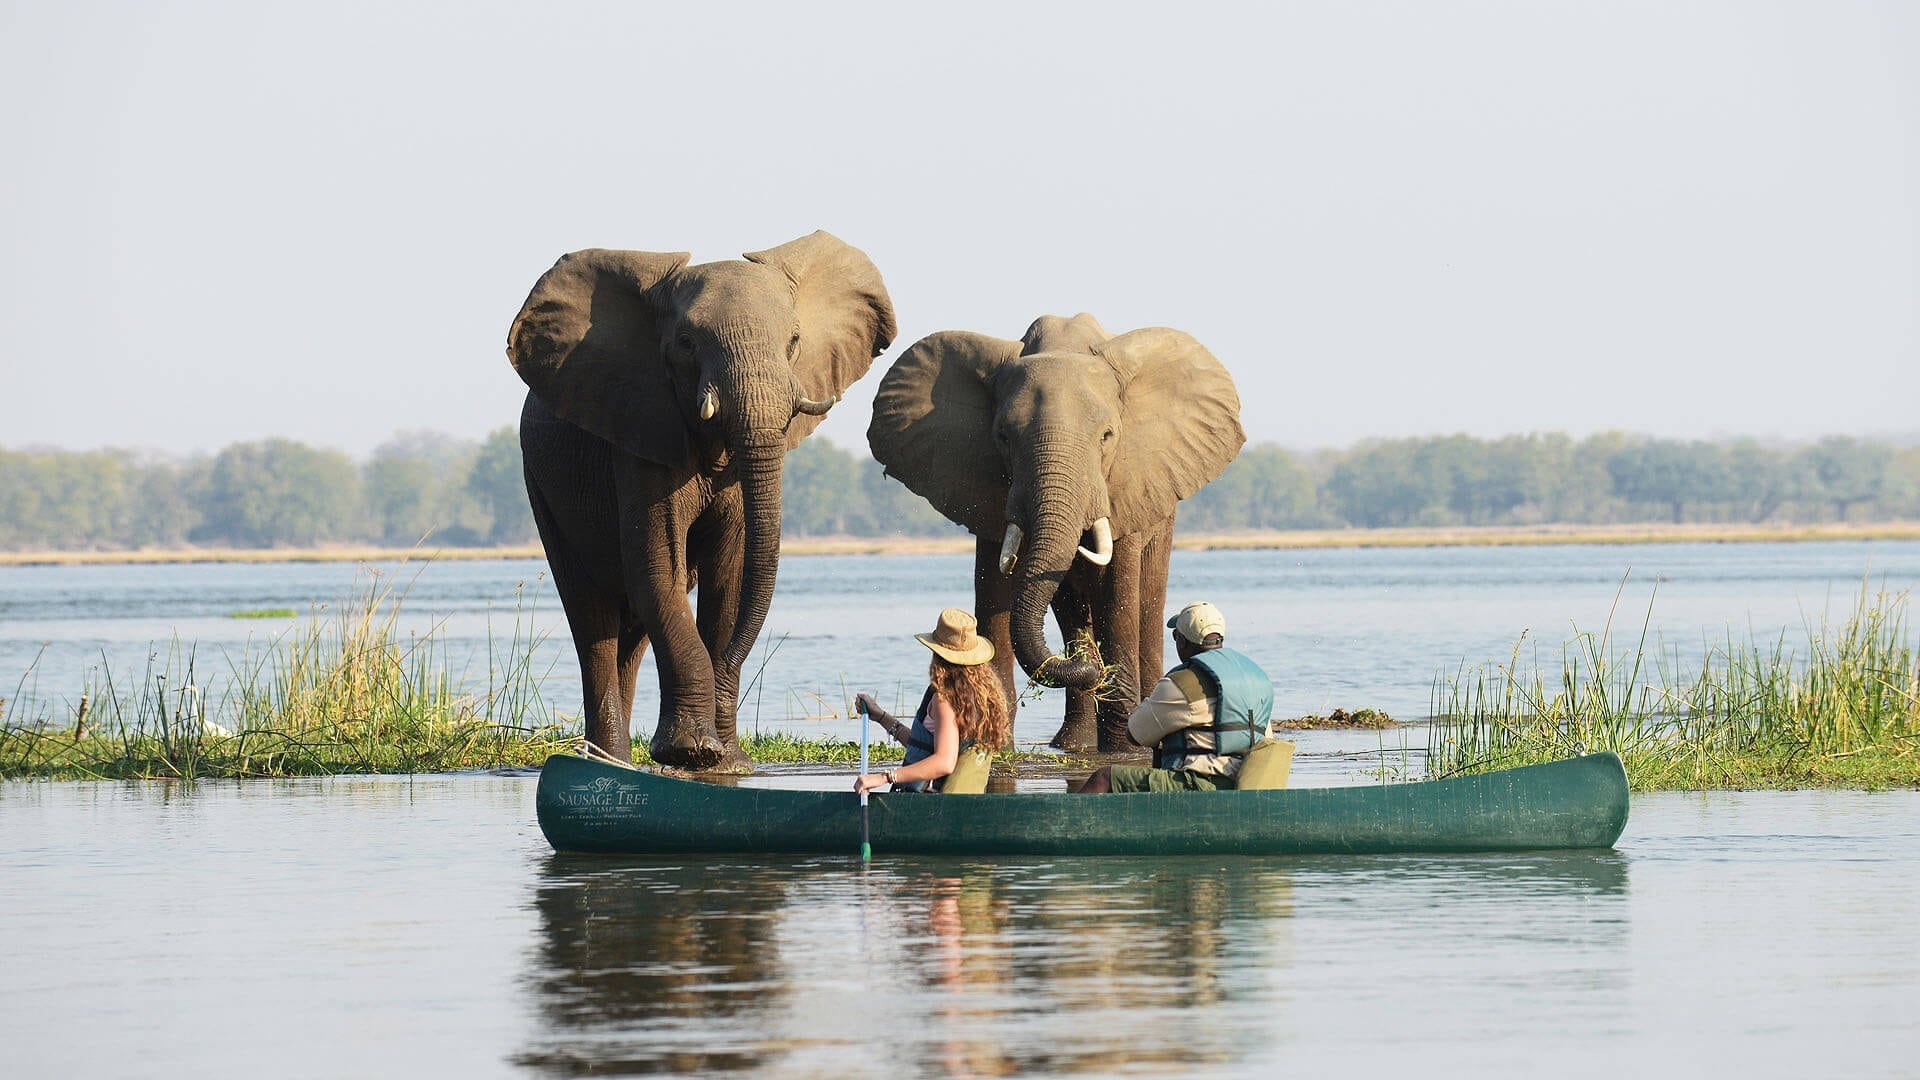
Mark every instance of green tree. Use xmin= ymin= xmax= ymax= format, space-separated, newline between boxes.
xmin=1182 ymin=444 xmax=1320 ymax=530
xmin=1719 ymin=440 xmax=1795 ymax=523
xmin=1606 ymin=440 xmax=1726 ymax=524
xmin=1800 ymin=437 xmax=1892 ymax=522
xmin=364 ymin=431 xmax=483 ymax=545
xmin=195 ymin=439 xmax=362 ymax=546
xmin=1325 ymin=438 xmax=1460 ymax=527
xmin=466 ymin=427 xmax=537 ymax=545
xmin=1554 ymin=432 xmax=1631 ymax=523
xmin=782 ymin=439 xmax=866 ymax=537
xmin=1883 ymin=447 xmax=1920 ymax=519
xmin=1460 ymin=434 xmax=1569 ymax=525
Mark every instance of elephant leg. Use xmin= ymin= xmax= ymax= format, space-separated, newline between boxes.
xmin=527 ymin=483 xmax=635 ymax=762
xmin=973 ymin=534 xmax=1017 ymax=715
xmin=1137 ymin=516 xmax=1174 ymax=691
xmin=616 ymin=622 xmax=649 ymax=726
xmin=1048 ymin=570 xmax=1099 ymax=751
xmin=625 ymin=487 xmax=722 ymax=770
xmin=1094 ymin=532 xmax=1148 ymax=751
xmin=522 ymin=396 xmax=640 ymax=761
xmin=692 ymin=491 xmax=751 ymax=775
xmin=557 ymin=581 xmax=630 ymax=761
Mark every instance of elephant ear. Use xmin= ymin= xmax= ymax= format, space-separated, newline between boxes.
xmin=1098 ymin=327 xmax=1246 ymax=532
xmin=744 ymin=231 xmax=898 ymax=449
xmin=868 ymin=331 xmax=1023 ymax=535
xmin=506 ymin=248 xmax=691 ymax=466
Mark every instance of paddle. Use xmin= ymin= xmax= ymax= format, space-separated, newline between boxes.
xmin=856 ymin=695 xmax=872 ymax=862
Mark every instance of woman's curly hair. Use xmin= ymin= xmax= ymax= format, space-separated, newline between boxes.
xmin=928 ymin=655 xmax=1012 ymax=750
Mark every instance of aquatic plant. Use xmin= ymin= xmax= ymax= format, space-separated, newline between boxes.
xmin=1427 ymin=577 xmax=1920 ymax=789
xmin=0 ymin=565 xmax=572 ymax=780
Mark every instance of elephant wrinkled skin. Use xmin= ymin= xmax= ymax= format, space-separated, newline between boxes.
xmin=868 ymin=314 xmax=1243 ymax=750
xmin=509 ymin=232 xmax=895 ymax=771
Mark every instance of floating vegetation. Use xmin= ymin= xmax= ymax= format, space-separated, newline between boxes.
xmin=1279 ymin=708 xmax=1399 ymax=730
xmin=1427 ymin=577 xmax=1920 ymax=790
xmin=227 ymin=608 xmax=298 ymax=619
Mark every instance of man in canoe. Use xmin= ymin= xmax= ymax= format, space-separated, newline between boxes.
xmin=852 ymin=609 xmax=1012 ymax=794
xmin=1075 ymin=601 xmax=1275 ymax=793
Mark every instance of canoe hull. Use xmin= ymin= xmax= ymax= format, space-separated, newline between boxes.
xmin=535 ymin=752 xmax=1630 ymax=856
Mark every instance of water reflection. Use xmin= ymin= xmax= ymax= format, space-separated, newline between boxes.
xmin=516 ymin=856 xmax=801 ymax=1075
xmin=514 ymin=851 xmax=1626 ymax=1076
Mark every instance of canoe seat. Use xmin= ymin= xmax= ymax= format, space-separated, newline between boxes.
xmin=941 ymin=745 xmax=994 ymax=794
xmin=1236 ymin=738 xmax=1296 ymax=790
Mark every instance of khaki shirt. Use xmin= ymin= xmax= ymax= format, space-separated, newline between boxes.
xmin=1126 ymin=667 xmax=1250 ymax=777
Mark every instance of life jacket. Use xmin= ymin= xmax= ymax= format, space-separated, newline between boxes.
xmin=898 ymin=687 xmax=939 ymax=792
xmin=1153 ymin=647 xmax=1274 ymax=771
xmin=898 ymin=686 xmax=974 ymax=793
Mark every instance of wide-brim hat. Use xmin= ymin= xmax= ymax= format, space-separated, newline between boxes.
xmin=915 ymin=608 xmax=995 ymax=666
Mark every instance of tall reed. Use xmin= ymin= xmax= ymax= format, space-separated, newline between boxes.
xmin=1427 ymin=578 xmax=1920 ymax=789
xmin=0 ymin=565 xmax=572 ymax=779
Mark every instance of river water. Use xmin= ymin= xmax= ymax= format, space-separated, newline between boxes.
xmin=2 ymin=776 xmax=1915 ymax=1077
xmin=6 ymin=540 xmax=1920 ymax=742
xmin=4 ymin=541 xmax=1920 ymax=1075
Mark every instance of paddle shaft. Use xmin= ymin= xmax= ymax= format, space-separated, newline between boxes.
xmin=857 ymin=697 xmax=871 ymax=861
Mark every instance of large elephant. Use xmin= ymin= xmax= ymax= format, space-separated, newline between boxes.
xmin=508 ymin=231 xmax=895 ymax=771
xmin=868 ymin=314 xmax=1243 ymax=750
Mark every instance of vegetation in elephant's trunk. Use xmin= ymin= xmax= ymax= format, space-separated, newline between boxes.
xmin=1010 ymin=521 xmax=1103 ymax=693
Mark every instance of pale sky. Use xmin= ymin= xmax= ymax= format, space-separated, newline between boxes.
xmin=2 ymin=1 xmax=1915 ymax=459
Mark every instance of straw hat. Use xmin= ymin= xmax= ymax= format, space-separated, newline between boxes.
xmin=915 ymin=608 xmax=995 ymax=666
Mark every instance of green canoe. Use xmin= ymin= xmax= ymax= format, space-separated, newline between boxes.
xmin=534 ymin=751 xmax=1630 ymax=856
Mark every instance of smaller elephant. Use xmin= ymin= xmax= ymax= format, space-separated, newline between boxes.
xmin=868 ymin=314 xmax=1243 ymax=750
xmin=509 ymin=231 xmax=895 ymax=770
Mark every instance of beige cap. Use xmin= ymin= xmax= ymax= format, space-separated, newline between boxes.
xmin=915 ymin=608 xmax=995 ymax=666
xmin=1167 ymin=601 xmax=1226 ymax=644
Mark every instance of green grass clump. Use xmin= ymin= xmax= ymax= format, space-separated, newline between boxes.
xmin=1427 ymin=577 xmax=1920 ymax=790
xmin=1 ymin=565 xmax=569 ymax=780
xmin=228 ymin=608 xmax=297 ymax=619
xmin=643 ymin=734 xmax=904 ymax=767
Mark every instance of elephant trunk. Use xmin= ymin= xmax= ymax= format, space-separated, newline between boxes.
xmin=1009 ymin=453 xmax=1103 ymax=691
xmin=722 ymin=431 xmax=786 ymax=672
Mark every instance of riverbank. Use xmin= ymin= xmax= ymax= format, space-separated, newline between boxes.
xmin=5 ymin=520 xmax=1918 ymax=567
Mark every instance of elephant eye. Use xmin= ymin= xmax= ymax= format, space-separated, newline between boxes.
xmin=1102 ymin=429 xmax=1115 ymax=442
xmin=788 ymin=332 xmax=802 ymax=357
xmin=676 ymin=332 xmax=697 ymax=355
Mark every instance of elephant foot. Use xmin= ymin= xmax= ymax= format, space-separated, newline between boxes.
xmin=650 ymin=727 xmax=725 ymax=770
xmin=1050 ymin=717 xmax=1097 ymax=752
xmin=699 ymin=742 xmax=754 ymax=776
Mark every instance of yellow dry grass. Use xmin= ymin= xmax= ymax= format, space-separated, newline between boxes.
xmin=5 ymin=521 xmax=1919 ymax=567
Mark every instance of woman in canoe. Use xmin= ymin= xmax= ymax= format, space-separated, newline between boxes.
xmin=853 ymin=608 xmax=1011 ymax=794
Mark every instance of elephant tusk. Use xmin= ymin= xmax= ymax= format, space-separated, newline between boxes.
xmin=1076 ymin=517 xmax=1114 ymax=567
xmin=793 ymin=394 xmax=837 ymax=417
xmin=998 ymin=522 xmax=1024 ymax=575
xmin=700 ymin=384 xmax=718 ymax=421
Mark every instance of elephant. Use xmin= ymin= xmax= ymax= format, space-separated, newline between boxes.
xmin=867 ymin=314 xmax=1243 ymax=751
xmin=507 ymin=231 xmax=896 ymax=771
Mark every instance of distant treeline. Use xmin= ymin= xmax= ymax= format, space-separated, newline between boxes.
xmin=2 ymin=430 xmax=1917 ymax=551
